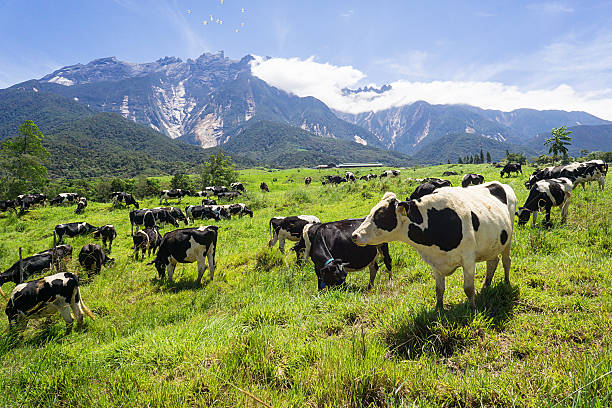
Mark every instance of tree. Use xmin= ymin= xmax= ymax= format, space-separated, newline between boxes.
xmin=486 ymin=151 xmax=492 ymax=163
xmin=200 ymin=152 xmax=237 ymax=188
xmin=0 ymin=120 xmax=50 ymax=199
xmin=545 ymin=126 xmax=572 ymax=162
xmin=458 ymin=157 xmax=463 ymax=164
xmin=171 ymin=172 xmax=190 ymax=190
xmin=479 ymin=149 xmax=484 ymax=163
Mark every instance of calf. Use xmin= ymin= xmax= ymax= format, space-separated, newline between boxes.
xmin=226 ymin=203 xmax=253 ymax=218
xmin=0 ymin=245 xmax=73 ymax=298
xmin=92 ymin=224 xmax=117 ymax=253
xmin=268 ymin=215 xmax=321 ymax=253
xmin=50 ymin=193 xmax=79 ymax=205
xmin=74 ymin=197 xmax=87 ymax=214
xmin=78 ymin=244 xmax=113 ymax=274
xmin=148 ymin=226 xmax=218 ymax=285
xmin=132 ymin=227 xmax=162 ymax=260
xmin=160 ymin=189 xmax=191 ymax=204
xmin=409 ymin=179 xmax=451 ymax=200
xmin=260 ymin=182 xmax=269 ymax=192
xmin=500 ymin=163 xmax=522 ymax=177
xmin=293 ymin=218 xmax=392 ymax=290
xmin=462 ymin=173 xmax=485 ymax=188
xmin=352 ymin=182 xmax=517 ymax=308
xmin=185 ymin=205 xmax=222 ymax=223
xmin=305 ymin=176 xmax=312 ymax=185
xmin=111 ymin=192 xmax=139 ymax=208
xmin=345 ymin=172 xmax=356 ymax=182
xmin=516 ymin=178 xmax=573 ymax=226
xmin=201 ymin=199 xmax=217 ymax=206
xmin=230 ymin=182 xmax=245 ymax=192
xmin=55 ymin=222 xmax=98 ymax=244
xmin=380 ymin=170 xmax=400 ymax=178
xmin=5 ymin=272 xmax=94 ymax=333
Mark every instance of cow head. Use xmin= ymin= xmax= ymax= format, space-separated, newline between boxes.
xmin=515 ymin=207 xmax=532 ymax=225
xmin=352 ymin=192 xmax=416 ymax=246
xmin=148 ymin=257 xmax=168 ymax=279
xmin=319 ymin=259 xmax=348 ymax=288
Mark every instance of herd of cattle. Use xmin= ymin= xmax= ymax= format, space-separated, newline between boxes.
xmin=0 ymin=159 xmax=607 ymax=334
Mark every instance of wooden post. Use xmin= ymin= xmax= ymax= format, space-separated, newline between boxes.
xmin=52 ymin=231 xmax=57 ymax=272
xmin=18 ymin=247 xmax=23 ymax=284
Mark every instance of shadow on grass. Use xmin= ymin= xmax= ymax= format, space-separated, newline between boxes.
xmin=384 ymin=282 xmax=520 ymax=359
xmin=151 ymin=277 xmax=210 ymax=293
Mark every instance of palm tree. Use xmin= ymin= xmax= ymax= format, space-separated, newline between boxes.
xmin=545 ymin=126 xmax=572 ymax=162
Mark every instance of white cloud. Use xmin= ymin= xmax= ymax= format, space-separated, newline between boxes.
xmin=250 ymin=55 xmax=612 ymax=120
xmin=340 ymin=9 xmax=354 ymax=18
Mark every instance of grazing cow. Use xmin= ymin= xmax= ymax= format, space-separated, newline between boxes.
xmin=268 ymin=215 xmax=321 ymax=253
xmin=582 ymin=160 xmax=607 ymax=190
xmin=129 ymin=209 xmax=150 ymax=234
xmin=111 ymin=192 xmax=139 ymax=208
xmin=74 ymin=197 xmax=87 ymax=214
xmin=194 ymin=190 xmax=211 ymax=197
xmin=345 ymin=172 xmax=356 ymax=182
xmin=202 ymin=199 xmax=217 ymax=206
xmin=517 ymin=178 xmax=573 ymax=226
xmin=154 ymin=207 xmax=187 ymax=225
xmin=92 ymin=224 xmax=117 ymax=253
xmin=409 ymin=179 xmax=452 ymax=200
xmin=185 ymin=205 xmax=222 ymax=223
xmin=50 ymin=193 xmax=79 ymax=206
xmin=217 ymin=191 xmax=241 ymax=200
xmin=227 ymin=203 xmax=253 ymax=218
xmin=16 ymin=193 xmax=47 ymax=212
xmin=305 ymin=176 xmax=312 ymax=185
xmin=380 ymin=170 xmax=400 ymax=178
xmin=359 ymin=175 xmax=368 ymax=181
xmin=0 ymin=245 xmax=73 ymax=298
xmin=5 ymin=272 xmax=94 ymax=333
xmin=78 ymin=244 xmax=113 ymax=274
xmin=160 ymin=189 xmax=191 ymax=204
xmin=55 ymin=222 xmax=98 ymax=244
xmin=132 ymin=227 xmax=162 ymax=260
xmin=260 ymin=182 xmax=269 ymax=192
xmin=352 ymin=183 xmax=517 ymax=308
xmin=292 ymin=218 xmax=392 ymax=290
xmin=462 ymin=173 xmax=485 ymax=188
xmin=526 ymin=161 xmax=607 ymax=191
xmin=148 ymin=226 xmax=218 ymax=285
xmin=230 ymin=182 xmax=245 ymax=192
xmin=500 ymin=163 xmax=522 ymax=178
xmin=0 ymin=199 xmax=17 ymax=213
xmin=322 ymin=175 xmax=347 ymax=185
xmin=442 ymin=171 xmax=458 ymax=176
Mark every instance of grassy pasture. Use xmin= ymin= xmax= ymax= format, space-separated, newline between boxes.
xmin=0 ymin=164 xmax=610 ymax=407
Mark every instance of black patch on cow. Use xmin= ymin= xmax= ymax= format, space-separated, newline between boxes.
xmin=373 ymin=201 xmax=397 ymax=231
xmin=401 ymin=201 xmax=423 ymax=224
xmin=486 ymin=184 xmax=507 ymax=204
xmin=407 ymin=208 xmax=462 ymax=251
xmin=471 ymin=211 xmax=480 ymax=231
xmin=548 ymin=182 xmax=565 ymax=205
xmin=500 ymin=229 xmax=508 ymax=245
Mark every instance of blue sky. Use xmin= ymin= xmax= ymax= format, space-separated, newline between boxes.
xmin=2 ymin=0 xmax=612 ymax=118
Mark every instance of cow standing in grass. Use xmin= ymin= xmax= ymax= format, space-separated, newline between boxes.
xmin=517 ymin=178 xmax=573 ymax=226
xmin=268 ymin=215 xmax=321 ymax=253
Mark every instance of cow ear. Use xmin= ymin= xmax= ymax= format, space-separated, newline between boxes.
xmin=397 ymin=200 xmax=407 ymax=216
xmin=398 ymin=200 xmax=423 ymax=224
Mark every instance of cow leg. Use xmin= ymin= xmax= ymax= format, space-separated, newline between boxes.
xmin=378 ymin=243 xmax=393 ymax=279
xmin=167 ymin=261 xmax=176 ymax=282
xmin=267 ymin=232 xmax=278 ymax=248
xmin=278 ymin=237 xmax=286 ymax=253
xmin=70 ymin=301 xmax=84 ymax=327
xmin=483 ymin=256 xmax=500 ymax=288
xmin=207 ymin=244 xmax=216 ymax=281
xmin=433 ymin=271 xmax=446 ymax=309
xmin=502 ymin=246 xmax=511 ymax=284
xmin=561 ymin=193 xmax=571 ymax=223
xmin=196 ymin=258 xmax=206 ymax=285
xmin=462 ymin=259 xmax=476 ymax=308
xmin=58 ymin=305 xmax=74 ymax=333
xmin=532 ymin=210 xmax=538 ymax=226
xmin=545 ymin=206 xmax=552 ymax=223
xmin=368 ymin=262 xmax=379 ymax=289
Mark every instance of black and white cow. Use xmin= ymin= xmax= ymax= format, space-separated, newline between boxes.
xmin=345 ymin=172 xmax=356 ymax=182
xmin=92 ymin=224 xmax=117 ymax=253
xmin=442 ymin=171 xmax=458 ymax=176
xmin=132 ymin=227 xmax=162 ymax=260
xmin=260 ymin=182 xmax=269 ymax=192
xmin=305 ymin=176 xmax=312 ymax=185
xmin=50 ymin=193 xmax=79 ymax=206
xmin=225 ymin=203 xmax=253 ymax=218
xmin=230 ymin=182 xmax=245 ymax=192
xmin=516 ymin=178 xmax=573 ymax=226
xmin=0 ymin=245 xmax=73 ymax=298
xmin=0 ymin=199 xmax=17 ymax=213
xmin=55 ymin=222 xmax=98 ymax=244
xmin=352 ymin=182 xmax=517 ymax=309
xmin=16 ymin=193 xmax=47 ymax=211
xmin=526 ymin=161 xmax=607 ymax=191
xmin=208 ymin=186 xmax=229 ymax=196
xmin=500 ymin=163 xmax=522 ymax=178
xmin=185 ymin=205 xmax=222 ymax=223
xmin=74 ymin=197 xmax=87 ymax=214
xmin=154 ymin=207 xmax=188 ymax=225
xmin=322 ymin=175 xmax=347 ymax=185
xmin=160 ymin=189 xmax=191 ymax=204
xmin=462 ymin=173 xmax=485 ymax=188
xmin=148 ymin=226 xmax=218 ymax=285
xmin=217 ymin=191 xmax=242 ymax=199
xmin=194 ymin=191 xmax=210 ymax=197
xmin=409 ymin=179 xmax=452 ymax=200
xmin=78 ymin=244 xmax=113 ymax=274
xmin=582 ymin=160 xmax=608 ymax=190
xmin=292 ymin=218 xmax=392 ymax=290
xmin=111 ymin=192 xmax=139 ymax=208
xmin=5 ymin=272 xmax=94 ymax=333
xmin=380 ymin=170 xmax=401 ymax=178
xmin=201 ymin=199 xmax=217 ymax=206
xmin=268 ymin=215 xmax=321 ymax=253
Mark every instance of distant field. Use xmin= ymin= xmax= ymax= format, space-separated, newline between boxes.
xmin=0 ymin=164 xmax=610 ymax=407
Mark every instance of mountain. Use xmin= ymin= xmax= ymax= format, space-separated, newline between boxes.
xmin=337 ymin=101 xmax=610 ymax=154
xmin=13 ymin=52 xmax=380 ymax=149
xmin=223 ymin=120 xmax=412 ymax=168
xmin=414 ymin=133 xmax=538 ymax=165
xmin=530 ymin=124 xmax=612 ymax=155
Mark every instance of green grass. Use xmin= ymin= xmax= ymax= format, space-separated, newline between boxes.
xmin=0 ymin=164 xmax=610 ymax=407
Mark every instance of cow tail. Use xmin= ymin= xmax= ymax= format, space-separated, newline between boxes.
xmin=77 ymin=287 xmax=95 ymax=320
